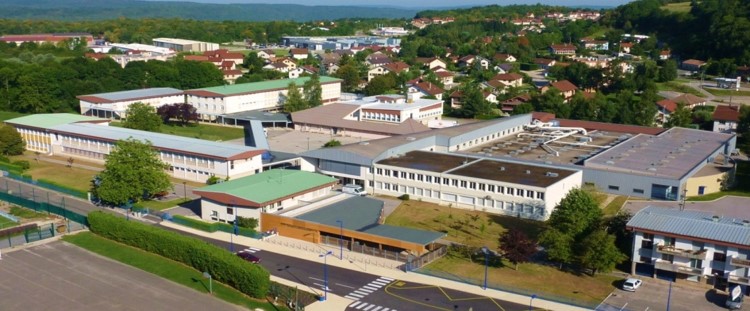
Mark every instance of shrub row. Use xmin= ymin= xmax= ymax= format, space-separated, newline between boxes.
xmin=87 ymin=211 xmax=270 ymax=298
xmin=172 ymin=215 xmax=259 ymax=238
xmin=0 ymin=161 xmax=24 ymax=174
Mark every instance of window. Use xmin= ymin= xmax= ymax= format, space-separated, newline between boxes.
xmin=227 ymin=208 xmax=234 ymax=215
xmin=713 ymin=252 xmax=727 ymax=262
xmin=639 ymin=256 xmax=651 ymax=263
xmin=376 ymin=168 xmax=383 ymax=175
xmin=478 ymin=183 xmax=485 ymax=191
xmin=425 ymin=175 xmax=432 ymax=183
xmin=608 ymin=185 xmax=620 ymax=191
xmin=487 ymin=185 xmax=495 ymax=192
xmin=409 ymin=173 xmax=415 ymax=180
xmin=460 ymin=180 xmax=467 ymax=188
xmin=451 ymin=179 xmax=458 ymax=187
xmin=633 ymin=188 xmax=644 ymax=194
xmin=385 ymin=169 xmax=391 ymax=176
xmin=469 ymin=182 xmax=476 ymax=190
xmin=536 ymin=192 xmax=545 ymax=200
xmin=498 ymin=186 xmax=504 ymax=194
xmin=392 ymin=170 xmax=399 ymax=177
xmin=526 ymin=190 xmax=534 ymax=198
xmin=641 ymin=239 xmax=653 ymax=249
xmin=507 ymin=188 xmax=514 ymax=196
xmin=400 ymin=171 xmax=406 ymax=178
xmin=417 ymin=174 xmax=423 ymax=181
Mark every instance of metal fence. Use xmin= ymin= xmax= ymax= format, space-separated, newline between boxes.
xmin=403 ymin=245 xmax=447 ymax=271
xmin=415 ymin=267 xmax=600 ymax=310
xmin=0 ymin=191 xmax=89 ymax=226
xmin=3 ymin=171 xmax=89 ymax=199
xmin=0 ymin=222 xmax=84 ymax=249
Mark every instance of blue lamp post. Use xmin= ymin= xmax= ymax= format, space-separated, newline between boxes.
xmin=319 ymin=251 xmax=333 ymax=301
xmin=336 ymin=220 xmax=343 ymax=260
xmin=529 ymin=294 xmax=537 ymax=310
xmin=481 ymin=246 xmax=490 ymax=290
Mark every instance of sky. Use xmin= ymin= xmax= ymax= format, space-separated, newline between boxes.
xmin=156 ymin=0 xmax=634 ymax=9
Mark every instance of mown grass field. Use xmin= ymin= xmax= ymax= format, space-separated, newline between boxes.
xmin=10 ymin=153 xmax=97 ymax=192
xmin=111 ymin=121 xmax=245 ymax=141
xmin=662 ymin=2 xmax=692 ymax=13
xmin=656 ymin=81 xmax=707 ymax=97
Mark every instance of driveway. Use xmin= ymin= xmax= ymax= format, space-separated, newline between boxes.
xmin=600 ymin=278 xmax=729 ymax=311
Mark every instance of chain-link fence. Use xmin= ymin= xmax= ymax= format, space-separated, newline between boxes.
xmin=0 ymin=223 xmax=82 ymax=249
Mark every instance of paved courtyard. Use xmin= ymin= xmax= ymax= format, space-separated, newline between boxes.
xmin=0 ymin=241 xmax=242 ymax=311
xmin=265 ymin=128 xmax=364 ymax=154
xmin=624 ymin=196 xmax=750 ymax=219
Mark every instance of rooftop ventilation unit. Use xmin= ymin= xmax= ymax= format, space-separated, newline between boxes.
xmin=545 ymin=172 xmax=559 ymax=177
xmin=605 ymin=160 xmax=615 ymax=165
xmin=647 ymin=167 xmax=657 ymax=171
xmin=359 ymin=141 xmax=369 ymax=145
xmin=712 ymin=215 xmax=720 ymax=222
xmin=525 ymin=170 xmax=531 ymax=174
xmin=405 ymin=136 xmax=416 ymax=141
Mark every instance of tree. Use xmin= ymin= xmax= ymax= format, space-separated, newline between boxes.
xmin=157 ymin=103 xmax=198 ymax=126
xmin=303 ymin=73 xmax=323 ymax=108
xmin=123 ymin=102 xmax=162 ymax=132
xmin=607 ymin=210 xmax=634 ymax=256
xmin=243 ymin=52 xmax=265 ymax=74
xmin=658 ymin=60 xmax=678 ymax=82
xmin=236 ymin=216 xmax=259 ymax=229
xmin=335 ymin=64 xmax=360 ymax=93
xmin=538 ymin=228 xmax=574 ymax=268
xmin=94 ymin=138 xmax=172 ymax=206
xmin=282 ymin=82 xmax=306 ymax=113
xmin=664 ymin=103 xmax=692 ymax=128
xmin=0 ymin=125 xmax=25 ymax=155
xmin=458 ymin=83 xmax=492 ymax=118
xmin=579 ymin=230 xmax=627 ymax=275
xmin=511 ymin=103 xmax=534 ymax=115
xmin=499 ymin=228 xmax=537 ymax=270
xmin=322 ymin=139 xmax=341 ymax=148
xmin=364 ymin=74 xmax=396 ymax=96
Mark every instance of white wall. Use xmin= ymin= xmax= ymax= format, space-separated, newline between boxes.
xmin=80 ymin=94 xmax=184 ymax=119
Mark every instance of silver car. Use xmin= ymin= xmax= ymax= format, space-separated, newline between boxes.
xmin=622 ymin=278 xmax=642 ymax=291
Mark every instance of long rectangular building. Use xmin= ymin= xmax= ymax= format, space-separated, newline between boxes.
xmin=152 ymin=38 xmax=219 ymax=52
xmin=5 ymin=114 xmax=265 ymax=182
xmin=77 ymin=88 xmax=184 ymax=119
xmin=184 ymin=76 xmax=342 ymax=121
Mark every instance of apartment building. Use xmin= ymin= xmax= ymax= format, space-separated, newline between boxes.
xmin=628 ymin=206 xmax=750 ymax=290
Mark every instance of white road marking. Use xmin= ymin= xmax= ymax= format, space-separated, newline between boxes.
xmin=336 ymin=283 xmax=356 ymax=289
xmin=356 ymin=303 xmax=368 ymax=310
xmin=350 ymin=301 xmax=362 ymax=307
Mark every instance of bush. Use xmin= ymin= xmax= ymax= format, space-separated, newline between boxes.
xmin=0 ymin=155 xmax=9 ymax=163
xmin=398 ymin=194 xmax=410 ymax=201
xmin=87 ymin=211 xmax=270 ymax=298
xmin=11 ymin=160 xmax=30 ymax=170
xmin=236 ymin=216 xmax=259 ymax=229
xmin=206 ymin=175 xmax=221 ymax=185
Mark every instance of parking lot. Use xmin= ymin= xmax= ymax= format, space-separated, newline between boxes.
xmin=601 ymin=278 xmax=731 ymax=311
xmin=0 ymin=241 xmax=242 ymax=311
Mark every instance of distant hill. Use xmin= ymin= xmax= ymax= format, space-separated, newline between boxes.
xmin=0 ymin=0 xmax=419 ymax=21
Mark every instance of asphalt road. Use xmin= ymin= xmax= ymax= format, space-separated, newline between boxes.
xmin=4 ymin=176 xmax=544 ymax=311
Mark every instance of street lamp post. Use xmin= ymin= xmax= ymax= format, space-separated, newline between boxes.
xmin=529 ymin=294 xmax=537 ymax=311
xmin=336 ymin=220 xmax=343 ymax=260
xmin=319 ymin=251 xmax=333 ymax=301
xmin=481 ymin=246 xmax=490 ymax=290
xmin=182 ymin=182 xmax=187 ymax=201
xmin=202 ymin=271 xmax=213 ymax=294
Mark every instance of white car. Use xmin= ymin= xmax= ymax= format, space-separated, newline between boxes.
xmin=622 ymin=278 xmax=642 ymax=291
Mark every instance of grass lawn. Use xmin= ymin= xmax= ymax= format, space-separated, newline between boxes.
xmin=63 ymin=232 xmax=283 ymax=311
xmin=137 ymin=198 xmax=191 ymax=211
xmin=383 ymin=199 xmax=544 ymax=250
xmin=662 ymin=2 xmax=691 ymax=13
xmin=9 ymin=205 xmax=48 ymax=220
xmin=603 ymin=196 xmax=628 ymax=216
xmin=0 ymin=110 xmax=26 ymax=121
xmin=10 ymin=154 xmax=96 ymax=192
xmin=656 ymin=81 xmax=706 ymax=97
xmin=111 ymin=121 xmax=245 ymax=142
xmin=422 ymin=253 xmax=619 ymax=307
xmin=0 ymin=216 xmax=17 ymax=229
xmin=703 ymin=88 xmax=750 ymax=97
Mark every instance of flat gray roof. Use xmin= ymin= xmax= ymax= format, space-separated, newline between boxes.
xmin=585 ymin=127 xmax=734 ymax=179
xmin=296 ymin=196 xmax=445 ymax=245
xmin=222 ymin=111 xmax=290 ymax=123
xmin=291 ymin=103 xmax=430 ymax=136
xmin=50 ymin=123 xmax=263 ymax=160
xmin=627 ymin=206 xmax=750 ymax=247
xmin=77 ymin=88 xmax=183 ymax=103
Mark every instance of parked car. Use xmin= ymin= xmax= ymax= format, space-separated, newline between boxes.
xmin=342 ymin=184 xmax=367 ymax=196
xmin=622 ymin=278 xmax=642 ymax=291
xmin=237 ymin=251 xmax=261 ymax=264
xmin=726 ymin=284 xmax=745 ymax=310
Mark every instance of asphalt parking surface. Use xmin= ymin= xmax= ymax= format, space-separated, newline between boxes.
xmin=601 ymin=278 xmax=731 ymax=311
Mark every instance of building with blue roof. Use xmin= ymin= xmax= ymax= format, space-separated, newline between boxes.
xmin=627 ymin=206 xmax=750 ymax=289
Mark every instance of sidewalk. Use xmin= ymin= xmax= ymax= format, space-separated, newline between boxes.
xmin=159 ymin=221 xmax=592 ymax=311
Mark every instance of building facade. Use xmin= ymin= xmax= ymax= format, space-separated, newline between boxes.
xmin=152 ymin=38 xmax=219 ymax=52
xmin=77 ymin=88 xmax=185 ymax=119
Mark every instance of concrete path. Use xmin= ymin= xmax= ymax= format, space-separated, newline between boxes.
xmin=160 ymin=221 xmax=591 ymax=311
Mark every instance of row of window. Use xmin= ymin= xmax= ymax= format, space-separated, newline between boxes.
xmin=454 ymin=125 xmax=523 ymax=151
xmin=374 ymin=168 xmax=545 ymax=200
xmin=608 ymin=185 xmax=644 ymax=194
xmin=376 ymin=182 xmax=545 ymax=215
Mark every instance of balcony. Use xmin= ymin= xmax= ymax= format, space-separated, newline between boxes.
xmin=728 ymin=275 xmax=750 ymax=286
xmin=655 ymin=244 xmax=707 ymax=260
xmin=730 ymin=257 xmax=750 ymax=268
xmin=654 ymin=261 xmax=704 ymax=276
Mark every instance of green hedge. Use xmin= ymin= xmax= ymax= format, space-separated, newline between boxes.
xmin=87 ymin=211 xmax=270 ymax=298
xmin=0 ymin=161 xmax=24 ymax=174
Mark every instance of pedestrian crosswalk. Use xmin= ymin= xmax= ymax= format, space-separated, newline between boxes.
xmin=348 ymin=301 xmax=396 ymax=311
xmin=344 ymin=276 xmax=393 ymax=301
xmin=238 ymin=247 xmax=261 ymax=254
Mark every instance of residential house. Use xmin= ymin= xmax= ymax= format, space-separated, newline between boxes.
xmin=383 ymin=61 xmax=410 ymax=75
xmin=435 ymin=71 xmax=454 ymax=85
xmin=326 ymin=63 xmax=340 ymax=75
xmin=659 ymin=50 xmax=671 ymax=60
xmin=301 ymin=65 xmax=319 ymax=75
xmin=581 ymin=39 xmax=609 ymax=51
xmin=203 ymin=49 xmax=244 ymax=66
xmin=534 ymin=58 xmax=556 ymax=70
xmin=550 ymin=44 xmax=577 ymax=55
xmin=493 ymin=53 xmax=517 ymax=63
xmin=458 ymin=55 xmax=476 ymax=68
xmin=491 ymin=73 xmax=524 ymax=88
xmin=366 ymin=53 xmax=392 ymax=68
xmin=627 ymin=206 xmax=750 ymax=287
xmin=290 ymin=48 xmax=309 ymax=60
xmin=409 ymin=82 xmax=444 ymax=100
xmin=500 ymin=94 xmax=532 ymax=113
xmin=256 ymin=49 xmax=274 ymax=60
xmin=619 ymin=42 xmax=634 ymax=54
xmin=672 ymin=93 xmax=707 ymax=108
xmin=546 ymin=80 xmax=577 ymax=101
xmin=415 ymin=57 xmax=447 ymax=70
xmin=475 ymin=56 xmax=490 ymax=71
xmin=367 ymin=66 xmax=388 ymax=82
xmin=682 ymin=59 xmax=707 ymax=72
xmin=655 ymin=99 xmax=677 ymax=125
xmin=494 ymin=63 xmax=514 ymax=74
xmin=713 ymin=105 xmax=741 ymax=133
xmin=288 ymin=68 xmax=304 ymax=79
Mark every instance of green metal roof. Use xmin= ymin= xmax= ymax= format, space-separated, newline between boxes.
xmin=297 ymin=197 xmax=445 ymax=245
xmin=5 ymin=113 xmax=106 ymax=129
xmin=189 ymin=76 xmax=342 ymax=96
xmin=196 ymin=169 xmax=337 ymax=204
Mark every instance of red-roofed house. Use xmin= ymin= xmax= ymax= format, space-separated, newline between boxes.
xmin=712 ymin=105 xmax=741 ymax=133
xmin=449 ymin=90 xmax=497 ymax=108
xmin=290 ymin=48 xmax=309 ymax=60
xmin=416 ymin=57 xmax=447 ymax=70
xmin=435 ymin=71 xmax=454 ymax=85
xmin=655 ymin=99 xmax=677 ymax=125
xmin=681 ymin=59 xmax=706 ymax=72
xmin=85 ymin=53 xmax=110 ymax=61
xmin=493 ymin=53 xmax=517 ymax=63
xmin=534 ymin=58 xmax=556 ymax=70
xmin=545 ymin=80 xmax=578 ymax=101
xmin=659 ymin=50 xmax=671 ymax=60
xmin=409 ymin=82 xmax=444 ymax=100
xmin=222 ymin=70 xmax=243 ymax=84
xmin=619 ymin=42 xmax=633 ymax=54
xmin=672 ymin=93 xmax=706 ymax=108
xmin=491 ymin=73 xmax=524 ymax=88
xmin=550 ymin=44 xmax=577 ymax=55
xmin=383 ymin=61 xmax=410 ymax=74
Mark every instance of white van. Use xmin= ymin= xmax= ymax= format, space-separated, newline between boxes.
xmin=342 ymin=184 xmax=367 ymax=196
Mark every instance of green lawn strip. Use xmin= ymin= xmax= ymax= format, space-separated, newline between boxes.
xmin=136 ymin=198 xmax=191 ymax=211
xmin=421 ymin=254 xmax=617 ymax=307
xmin=602 ymin=196 xmax=628 ymax=216
xmin=110 ymin=121 xmax=245 ymax=141
xmin=688 ymin=190 xmax=750 ymax=201
xmin=656 ymin=81 xmax=706 ymax=97
xmin=703 ymin=88 xmax=750 ymax=97
xmin=0 ymin=110 xmax=27 ymax=121
xmin=0 ymin=217 xmax=17 ymax=229
xmin=9 ymin=205 xmax=47 ymax=220
xmin=62 ymin=232 xmax=280 ymax=311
